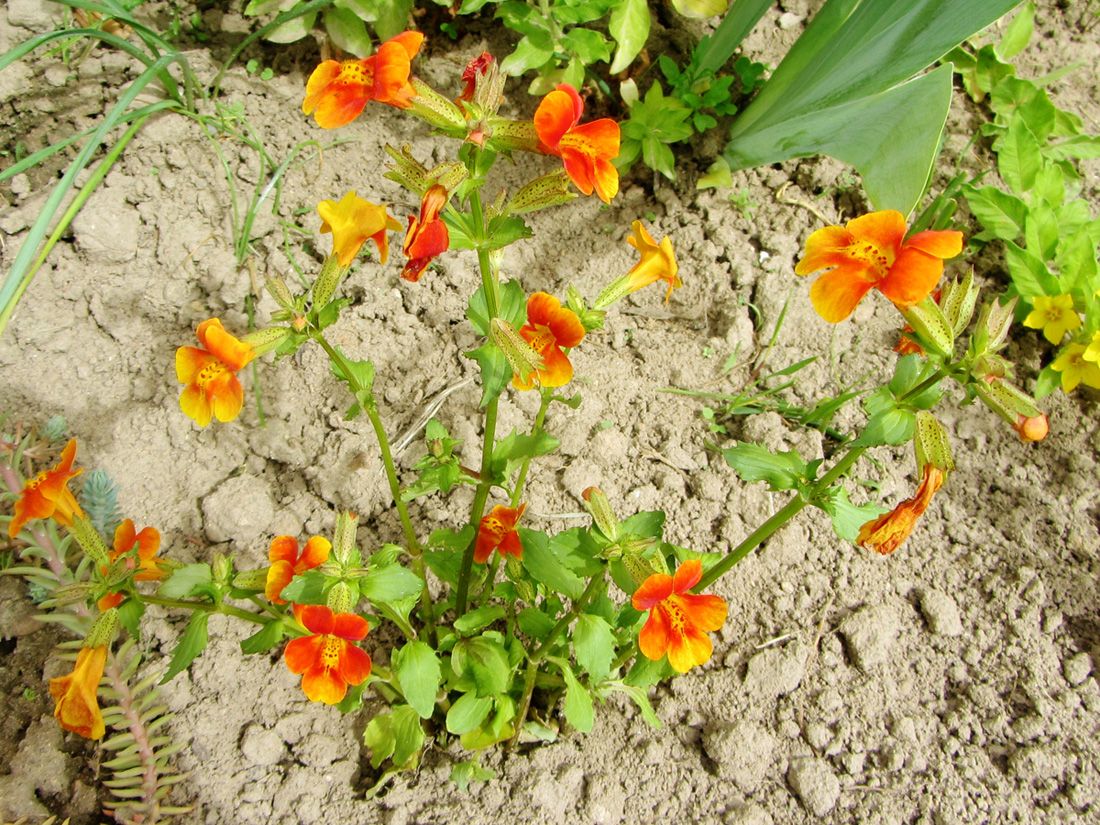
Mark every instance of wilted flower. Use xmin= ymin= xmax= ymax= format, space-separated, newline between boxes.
xmin=474 ymin=503 xmax=526 ymax=564
xmin=50 ymin=645 xmax=107 ymax=739
xmin=318 ymin=192 xmax=401 ymax=267
xmin=266 ymin=535 xmax=332 ymax=605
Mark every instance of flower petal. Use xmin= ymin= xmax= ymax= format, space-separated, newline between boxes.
xmin=537 ymin=345 xmax=574 ymax=387
xmin=332 ymin=612 xmax=369 ymax=641
xmin=284 ymin=634 xmax=325 ymax=674
xmin=637 ymin=606 xmax=671 ymax=662
xmin=877 ymin=248 xmax=944 ymax=308
xmin=666 ymin=624 xmax=713 ymax=673
xmin=904 ymin=229 xmax=963 ymax=260
xmin=210 ymin=374 xmax=245 ymax=423
xmin=303 ymin=60 xmax=342 ymax=114
xmin=265 ymin=560 xmax=294 ymax=604
xmin=809 ymin=268 xmax=876 ymax=323
xmin=371 ymin=40 xmax=414 ymax=104
xmin=339 ymin=644 xmax=372 ymax=686
xmin=178 ymin=383 xmax=213 ymax=427
xmin=497 ymin=529 xmax=524 ymax=559
xmin=795 ymin=226 xmax=855 ymax=275
xmin=534 ymin=87 xmax=580 ymax=151
xmin=671 ymin=558 xmax=702 ymax=594
xmin=846 ymin=210 xmax=906 ymax=253
xmin=297 ymin=536 xmax=332 ymax=572
xmin=301 ymin=662 xmax=348 ymax=705
xmin=632 ymin=573 xmax=673 ymax=611
xmin=201 ymin=321 xmax=255 ymax=372
xmin=679 ymin=593 xmax=728 ymax=633
xmin=175 ymin=346 xmax=213 ymax=383
xmin=269 ymin=536 xmax=301 ymax=565
xmin=299 ymin=604 xmax=335 ymax=635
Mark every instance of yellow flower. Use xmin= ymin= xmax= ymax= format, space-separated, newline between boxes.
xmin=1082 ymin=330 xmax=1100 ymax=363
xmin=1051 ymin=343 xmax=1100 ymax=392
xmin=625 ymin=221 xmax=681 ymax=301
xmin=1023 ymin=294 xmax=1081 ymax=344
xmin=318 ymin=192 xmax=402 ymax=268
xmin=49 ymin=645 xmax=107 ymax=739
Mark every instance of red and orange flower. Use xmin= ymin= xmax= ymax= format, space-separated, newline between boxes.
xmin=8 ymin=438 xmax=84 ymax=538
xmin=98 ymin=519 xmax=164 ymax=611
xmin=175 ymin=319 xmax=256 ymax=427
xmin=857 ymin=463 xmax=944 ymax=555
xmin=534 ymin=84 xmax=620 ymax=204
xmin=513 ymin=292 xmax=586 ymax=391
xmin=284 ymin=605 xmax=371 ymax=705
xmin=265 ymin=535 xmax=332 ymax=605
xmin=795 ymin=210 xmax=963 ymax=323
xmin=474 ymin=503 xmax=526 ymax=564
xmin=319 ymin=192 xmax=402 ymax=267
xmin=302 ymin=31 xmax=424 ymax=129
xmin=632 ymin=559 xmax=727 ymax=674
xmin=402 ymin=184 xmax=450 ymax=282
xmin=49 ymin=645 xmax=108 ymax=739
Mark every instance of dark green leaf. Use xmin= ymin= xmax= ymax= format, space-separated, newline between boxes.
xmin=516 ymin=606 xmax=556 ymax=639
xmin=240 ymin=619 xmax=285 ymax=654
xmin=851 ymin=408 xmax=915 ymax=448
xmin=117 ymin=597 xmax=145 ymax=638
xmin=161 ymin=613 xmax=209 ymax=684
xmin=454 ymin=636 xmax=510 ymax=697
xmin=519 ymin=529 xmax=584 ymax=599
xmin=573 ymin=614 xmax=615 ymax=682
xmin=446 ymin=691 xmax=494 ymax=735
xmin=720 ymin=442 xmax=807 ymax=491
xmin=454 ymin=605 xmax=506 ymax=635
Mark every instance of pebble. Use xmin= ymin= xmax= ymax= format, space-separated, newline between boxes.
xmin=240 ymin=725 xmax=285 ymax=767
xmin=920 ymin=590 xmax=963 ymax=637
xmin=744 ymin=643 xmax=805 ymax=697
xmin=839 ymin=605 xmax=900 ymax=671
xmin=778 ymin=11 xmax=802 ymax=29
xmin=787 ymin=757 xmax=840 ymax=816
xmin=724 ymin=805 xmax=774 ymax=825
xmin=1064 ymin=652 xmax=1093 ymax=686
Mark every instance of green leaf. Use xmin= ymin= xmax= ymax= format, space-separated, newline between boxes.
xmin=560 ymin=29 xmax=612 ymax=65
xmin=516 ymin=606 xmax=557 ymax=639
xmin=1025 ymin=200 xmax=1060 ymax=262
xmin=1033 ymin=364 xmax=1060 ymax=399
xmin=361 ymin=563 xmax=423 ymax=604
xmin=720 ymin=442 xmax=807 ymax=491
xmin=454 ymin=636 xmax=511 ymax=697
xmin=625 ymin=650 xmax=674 ymax=687
xmin=391 ymin=705 xmax=425 ymax=767
xmin=368 ymin=0 xmax=414 ymax=41
xmin=1003 ymin=240 xmax=1061 ymax=297
xmin=554 ymin=658 xmax=594 ymax=733
xmin=265 ymin=11 xmax=317 ymax=43
xmin=609 ymin=0 xmax=651 ymax=74
xmin=991 ymin=77 xmax=1056 ymax=141
xmin=322 ymin=6 xmax=371 ymax=57
xmin=157 ymin=564 xmax=213 ymax=600
xmin=240 ymin=620 xmax=285 ymax=654
xmin=451 ymin=758 xmax=496 ymax=791
xmin=454 ymin=605 xmax=506 ymax=635
xmin=117 ymin=598 xmax=145 ymax=638
xmin=573 ymin=614 xmax=616 ymax=682
xmin=723 ymin=0 xmax=1021 ymax=213
xmin=816 ymin=486 xmax=889 ymax=542
xmin=161 ymin=613 xmax=209 ymax=684
xmin=998 ymin=115 xmax=1042 ymax=193
xmin=466 ymin=342 xmax=512 ymax=408
xmin=393 ymin=641 xmax=441 ymax=719
xmin=619 ymin=511 xmax=665 ymax=540
xmin=500 ymin=34 xmax=555 ymax=77
xmin=484 ymin=216 xmax=533 ymax=250
xmin=277 ymin=569 xmax=328 ymax=604
xmin=446 ymin=692 xmax=494 ymax=735
xmin=994 ymin=0 xmax=1034 ymax=61
xmin=602 ymin=681 xmax=662 ymax=728
xmin=491 ymin=428 xmax=560 ymax=479
xmin=851 ymin=408 xmax=916 ymax=448
xmin=468 ymin=279 xmax=527 ymax=336
xmin=363 ymin=712 xmax=396 ymax=768
xmin=519 ymin=529 xmax=585 ymax=599
xmin=962 ymin=184 xmax=1027 ymax=240
xmin=1044 ymin=135 xmax=1100 ymax=162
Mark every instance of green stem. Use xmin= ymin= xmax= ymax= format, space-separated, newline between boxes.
xmin=510 ymin=389 xmax=553 ymax=508
xmin=530 ymin=574 xmax=605 ymax=663
xmin=141 ymin=595 xmax=269 ymax=627
xmin=505 ymin=660 xmax=539 ymax=752
xmin=476 ymin=555 xmax=501 ymax=607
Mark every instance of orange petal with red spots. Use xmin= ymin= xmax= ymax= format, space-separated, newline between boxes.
xmin=809 ymin=267 xmax=877 ymax=323
xmin=638 ymin=606 xmax=672 ymax=662
xmin=632 ymin=573 xmax=673 ymax=611
xmin=877 ymin=247 xmax=944 ymax=308
xmin=904 ymin=229 xmax=962 ymax=260
xmin=846 ymin=209 xmax=906 ymax=252
xmin=679 ymin=593 xmax=728 ymax=632
xmin=671 ymin=558 xmax=702 ymax=593
xmin=284 ymin=634 xmax=325 ymax=674
xmin=339 ymin=644 xmax=372 ymax=686
xmin=666 ymin=622 xmax=713 ymax=673
xmin=302 ymin=660 xmax=348 ymax=704
xmin=795 ymin=225 xmax=856 ymax=275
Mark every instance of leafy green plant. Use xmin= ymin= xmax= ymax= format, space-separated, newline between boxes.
xmin=946 ymin=0 xmax=1100 ymax=396
xmin=617 ymin=81 xmax=694 ymax=180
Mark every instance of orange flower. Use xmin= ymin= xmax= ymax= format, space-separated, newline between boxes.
xmin=97 ymin=519 xmax=164 ymax=611
xmin=534 ymin=84 xmax=620 ymax=204
xmin=284 ymin=605 xmax=371 ymax=705
xmin=474 ymin=503 xmax=526 ymax=564
xmin=1011 ymin=413 xmax=1049 ymax=443
xmin=265 ymin=535 xmax=332 ymax=605
xmin=49 ymin=645 xmax=107 ymax=739
xmin=401 ymin=184 xmax=450 ymax=282
xmin=8 ymin=438 xmax=83 ymax=538
xmin=175 ymin=319 xmax=256 ymax=427
xmin=302 ymin=31 xmax=424 ymax=129
xmin=632 ymin=559 xmax=728 ymax=674
xmin=626 ymin=221 xmax=680 ymax=301
xmin=857 ymin=463 xmax=944 ymax=554
xmin=795 ymin=210 xmax=963 ymax=323
xmin=457 ymin=52 xmax=494 ymax=103
xmin=319 ymin=192 xmax=402 ymax=267
xmin=513 ymin=292 xmax=586 ymax=391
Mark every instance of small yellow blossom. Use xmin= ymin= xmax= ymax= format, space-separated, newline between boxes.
xmin=1082 ymin=330 xmax=1100 ymax=363
xmin=1023 ymin=295 xmax=1080 ymax=344
xmin=1051 ymin=343 xmax=1100 ymax=392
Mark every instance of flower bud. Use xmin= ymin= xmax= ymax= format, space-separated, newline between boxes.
xmin=975 ymin=378 xmax=1042 ymax=423
xmin=458 ymin=53 xmax=504 ymax=115
xmin=212 ymin=552 xmax=233 ymax=585
xmin=620 ymin=552 xmax=663 ymax=588
xmin=506 ymin=171 xmax=578 ymax=215
xmin=232 ymin=567 xmax=270 ymax=590
xmin=581 ymin=487 xmax=619 ymax=542
xmin=896 ymin=295 xmax=954 ymax=358
xmin=332 ymin=511 xmax=359 ymax=567
xmin=939 ymin=267 xmax=979 ymax=337
xmin=491 ymin=318 xmax=543 ymax=386
xmin=403 ymin=78 xmax=466 ymax=135
xmin=241 ymin=326 xmax=291 ymax=357
xmin=85 ymin=607 xmax=119 ymax=649
xmin=266 ymin=276 xmax=295 ymax=310
xmin=505 ymin=556 xmax=536 ymax=603
xmin=384 ymin=144 xmax=432 ymax=194
xmin=311 ymin=254 xmax=350 ymax=309
xmin=1011 ymin=414 xmax=1049 ymax=443
xmin=326 ymin=581 xmax=354 ymax=615
xmin=971 ymin=297 xmax=1017 ymax=356
xmin=52 ymin=582 xmax=99 ymax=607
xmin=69 ymin=516 xmax=111 ymax=567
xmin=913 ymin=411 xmax=954 ymax=474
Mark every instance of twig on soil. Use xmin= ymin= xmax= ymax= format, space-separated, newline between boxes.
xmin=775 ymin=182 xmax=834 ymax=225
xmin=387 ymin=377 xmax=475 ymax=465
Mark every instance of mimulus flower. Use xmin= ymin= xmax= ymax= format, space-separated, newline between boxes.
xmin=1051 ymin=343 xmax=1100 ymax=392
xmin=795 ymin=210 xmax=963 ymax=323
xmin=266 ymin=535 xmax=333 ymax=605
xmin=8 ymin=438 xmax=83 ymax=538
xmin=1023 ymin=294 xmax=1080 ymax=344
xmin=474 ymin=503 xmax=526 ymax=564
xmin=98 ymin=519 xmax=164 ymax=611
xmin=402 ymin=184 xmax=450 ymax=282
xmin=302 ymin=30 xmax=424 ymax=129
xmin=284 ymin=605 xmax=371 ymax=705
xmin=632 ymin=558 xmax=728 ymax=674
xmin=1084 ymin=331 xmax=1100 ymax=363
xmin=49 ymin=645 xmax=108 ymax=739
xmin=175 ymin=319 xmax=256 ymax=427
xmin=319 ymin=192 xmax=402 ymax=267
xmin=534 ymin=84 xmax=620 ymax=204
xmin=513 ymin=292 xmax=586 ymax=391
xmin=857 ymin=463 xmax=944 ymax=555
xmin=626 ymin=221 xmax=680 ymax=301
xmin=1011 ymin=414 xmax=1049 ymax=443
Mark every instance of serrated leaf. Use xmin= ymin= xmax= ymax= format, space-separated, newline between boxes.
xmin=161 ymin=613 xmax=209 ymax=684
xmin=277 ymin=569 xmax=328 ymax=604
xmin=240 ymin=620 xmax=285 ymax=654
xmin=454 ymin=605 xmax=506 ymax=635
xmin=816 ymin=486 xmax=890 ymax=542
xmin=117 ymin=598 xmax=145 ymax=638
xmin=361 ymin=563 xmax=422 ymax=604
xmin=156 ymin=564 xmax=213 ymax=600
xmin=851 ymin=408 xmax=915 ymax=448
xmin=516 ymin=606 xmax=556 ymax=639
xmin=720 ymin=442 xmax=807 ymax=491
xmin=553 ymin=658 xmax=594 ymax=733
xmin=573 ymin=614 xmax=615 ymax=682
